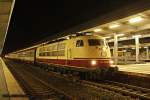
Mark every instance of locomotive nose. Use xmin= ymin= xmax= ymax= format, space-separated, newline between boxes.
xmin=98 ymin=46 xmax=107 ymax=57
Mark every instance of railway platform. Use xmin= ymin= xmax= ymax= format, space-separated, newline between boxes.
xmin=0 ymin=57 xmax=28 ymax=100
xmin=117 ymin=62 xmax=150 ymax=74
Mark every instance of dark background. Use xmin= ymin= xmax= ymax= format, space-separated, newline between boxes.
xmin=3 ymin=0 xmax=139 ymax=54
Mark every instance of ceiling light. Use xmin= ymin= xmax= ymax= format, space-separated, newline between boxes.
xmin=94 ymin=29 xmax=102 ymax=32
xmin=104 ymin=36 xmax=111 ymax=39
xmin=117 ymin=33 xmax=125 ymax=36
xmin=109 ymin=24 xmax=120 ymax=29
xmin=119 ymin=37 xmax=127 ymax=40
xmin=129 ymin=16 xmax=144 ymax=23
xmin=132 ymin=35 xmax=141 ymax=38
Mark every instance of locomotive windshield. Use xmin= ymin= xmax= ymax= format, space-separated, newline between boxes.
xmin=76 ymin=40 xmax=84 ymax=47
xmin=88 ymin=39 xmax=104 ymax=46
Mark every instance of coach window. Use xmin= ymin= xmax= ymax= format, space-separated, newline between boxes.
xmin=76 ymin=40 xmax=84 ymax=47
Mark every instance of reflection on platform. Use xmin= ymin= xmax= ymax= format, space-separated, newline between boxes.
xmin=0 ymin=58 xmax=28 ymax=100
xmin=118 ymin=63 xmax=150 ymax=74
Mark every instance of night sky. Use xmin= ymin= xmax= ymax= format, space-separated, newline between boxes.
xmin=3 ymin=0 xmax=139 ymax=54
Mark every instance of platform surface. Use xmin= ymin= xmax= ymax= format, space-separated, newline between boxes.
xmin=0 ymin=58 xmax=28 ymax=100
xmin=0 ymin=59 xmax=9 ymax=100
xmin=118 ymin=62 xmax=150 ymax=74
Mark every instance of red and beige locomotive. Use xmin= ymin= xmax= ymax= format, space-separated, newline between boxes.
xmin=5 ymin=34 xmax=114 ymax=72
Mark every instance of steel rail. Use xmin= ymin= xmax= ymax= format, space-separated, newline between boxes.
xmin=80 ymin=80 xmax=150 ymax=100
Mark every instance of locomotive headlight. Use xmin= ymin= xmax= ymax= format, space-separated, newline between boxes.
xmin=109 ymin=60 xmax=114 ymax=64
xmin=91 ymin=60 xmax=97 ymax=66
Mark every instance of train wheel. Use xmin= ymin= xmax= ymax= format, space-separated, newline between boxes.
xmin=108 ymin=67 xmax=118 ymax=72
xmin=79 ymin=72 xmax=85 ymax=80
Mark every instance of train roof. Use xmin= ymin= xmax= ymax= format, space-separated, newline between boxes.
xmin=8 ymin=34 xmax=104 ymax=54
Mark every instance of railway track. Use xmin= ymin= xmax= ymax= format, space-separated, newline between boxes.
xmin=6 ymin=60 xmax=114 ymax=100
xmin=5 ymin=59 xmax=150 ymax=100
xmin=45 ymin=68 xmax=150 ymax=100
xmin=5 ymin=60 xmax=72 ymax=100
xmin=80 ymin=80 xmax=150 ymax=100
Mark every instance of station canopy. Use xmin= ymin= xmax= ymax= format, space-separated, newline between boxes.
xmin=81 ymin=10 xmax=150 ymax=39
xmin=59 ymin=1 xmax=150 ymax=43
xmin=0 ymin=0 xmax=15 ymax=54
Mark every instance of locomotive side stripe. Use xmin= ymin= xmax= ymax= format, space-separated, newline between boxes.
xmin=36 ymin=58 xmax=111 ymax=69
xmin=36 ymin=56 xmax=111 ymax=60
xmin=73 ymin=58 xmax=111 ymax=59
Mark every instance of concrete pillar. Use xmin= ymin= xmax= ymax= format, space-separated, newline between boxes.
xmin=113 ymin=33 xmax=118 ymax=65
xmin=134 ymin=36 xmax=140 ymax=63
xmin=146 ymin=47 xmax=149 ymax=60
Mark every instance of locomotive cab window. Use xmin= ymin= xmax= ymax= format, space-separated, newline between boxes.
xmin=76 ymin=40 xmax=84 ymax=47
xmin=88 ymin=39 xmax=104 ymax=46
